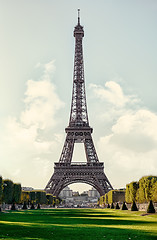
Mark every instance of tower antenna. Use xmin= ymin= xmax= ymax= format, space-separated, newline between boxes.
xmin=78 ymin=9 xmax=80 ymax=25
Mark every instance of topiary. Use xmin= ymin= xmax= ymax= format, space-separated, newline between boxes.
xmin=11 ymin=203 xmax=16 ymax=210
xmin=37 ymin=203 xmax=40 ymax=209
xmin=30 ymin=203 xmax=35 ymax=209
xmin=22 ymin=201 xmax=27 ymax=210
xmin=107 ymin=203 xmax=110 ymax=208
xmin=110 ymin=202 xmax=114 ymax=209
xmin=121 ymin=201 xmax=128 ymax=210
xmin=147 ymin=200 xmax=155 ymax=213
xmin=131 ymin=201 xmax=138 ymax=211
xmin=115 ymin=203 xmax=120 ymax=209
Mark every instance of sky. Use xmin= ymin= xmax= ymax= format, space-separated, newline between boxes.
xmin=0 ymin=0 xmax=157 ymax=193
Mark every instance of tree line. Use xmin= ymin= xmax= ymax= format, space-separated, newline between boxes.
xmin=99 ymin=175 xmax=157 ymax=213
xmin=0 ymin=176 xmax=60 ymax=211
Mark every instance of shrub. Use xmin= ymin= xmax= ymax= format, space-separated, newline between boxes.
xmin=110 ymin=202 xmax=114 ymax=209
xmin=121 ymin=202 xmax=128 ymax=210
xmin=115 ymin=203 xmax=120 ymax=209
xmin=147 ymin=200 xmax=155 ymax=213
xmin=107 ymin=203 xmax=110 ymax=208
xmin=30 ymin=203 xmax=35 ymax=209
xmin=37 ymin=203 xmax=40 ymax=209
xmin=11 ymin=203 xmax=16 ymax=210
xmin=131 ymin=201 xmax=138 ymax=211
xmin=22 ymin=201 xmax=27 ymax=210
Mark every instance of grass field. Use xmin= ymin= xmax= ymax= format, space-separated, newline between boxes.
xmin=0 ymin=208 xmax=157 ymax=240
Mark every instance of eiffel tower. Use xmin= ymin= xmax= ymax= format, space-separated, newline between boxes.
xmin=45 ymin=10 xmax=113 ymax=196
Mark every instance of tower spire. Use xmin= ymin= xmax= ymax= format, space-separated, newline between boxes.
xmin=78 ymin=9 xmax=80 ymax=25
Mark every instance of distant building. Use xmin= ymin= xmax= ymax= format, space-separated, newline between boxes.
xmin=22 ymin=187 xmax=34 ymax=191
xmin=88 ymin=187 xmax=100 ymax=198
xmin=72 ymin=191 xmax=79 ymax=196
xmin=59 ymin=186 xmax=73 ymax=198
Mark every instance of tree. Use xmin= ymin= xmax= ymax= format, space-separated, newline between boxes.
xmin=13 ymin=184 xmax=21 ymax=204
xmin=36 ymin=191 xmax=47 ymax=208
xmin=125 ymin=182 xmax=138 ymax=203
xmin=138 ymin=176 xmax=157 ymax=203
xmin=0 ymin=176 xmax=2 ymax=203
xmin=0 ymin=176 xmax=2 ymax=212
xmin=21 ymin=191 xmax=30 ymax=204
xmin=30 ymin=191 xmax=36 ymax=209
xmin=151 ymin=182 xmax=157 ymax=202
xmin=3 ymin=179 xmax=14 ymax=204
xmin=46 ymin=194 xmax=53 ymax=205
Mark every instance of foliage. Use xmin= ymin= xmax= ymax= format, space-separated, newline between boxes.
xmin=46 ymin=194 xmax=53 ymax=205
xmin=107 ymin=191 xmax=113 ymax=204
xmin=3 ymin=179 xmax=14 ymax=204
xmin=30 ymin=191 xmax=36 ymax=203
xmin=21 ymin=191 xmax=30 ymax=204
xmin=0 ymin=176 xmax=2 ymax=203
xmin=131 ymin=201 xmax=138 ymax=211
xmin=36 ymin=191 xmax=47 ymax=204
xmin=151 ymin=182 xmax=157 ymax=202
xmin=147 ymin=200 xmax=155 ymax=213
xmin=137 ymin=176 xmax=157 ymax=203
xmin=13 ymin=184 xmax=21 ymax=203
xmin=125 ymin=182 xmax=139 ymax=203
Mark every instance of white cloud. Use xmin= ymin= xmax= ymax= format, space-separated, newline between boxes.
xmin=95 ymin=83 xmax=157 ymax=188
xmin=90 ymin=81 xmax=128 ymax=107
xmin=90 ymin=81 xmax=139 ymax=109
xmin=0 ymin=60 xmax=64 ymax=188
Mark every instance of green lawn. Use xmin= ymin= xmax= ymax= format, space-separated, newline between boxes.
xmin=0 ymin=208 xmax=157 ymax=240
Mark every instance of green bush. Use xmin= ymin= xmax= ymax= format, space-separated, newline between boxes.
xmin=121 ymin=202 xmax=128 ymax=210
xmin=22 ymin=201 xmax=27 ymax=210
xmin=30 ymin=203 xmax=35 ymax=209
xmin=37 ymin=203 xmax=40 ymax=209
xmin=115 ymin=203 xmax=120 ymax=209
xmin=147 ymin=200 xmax=155 ymax=213
xmin=131 ymin=201 xmax=138 ymax=211
xmin=110 ymin=202 xmax=114 ymax=209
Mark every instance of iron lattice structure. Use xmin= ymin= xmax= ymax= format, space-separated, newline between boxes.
xmin=45 ymin=10 xmax=113 ymax=196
